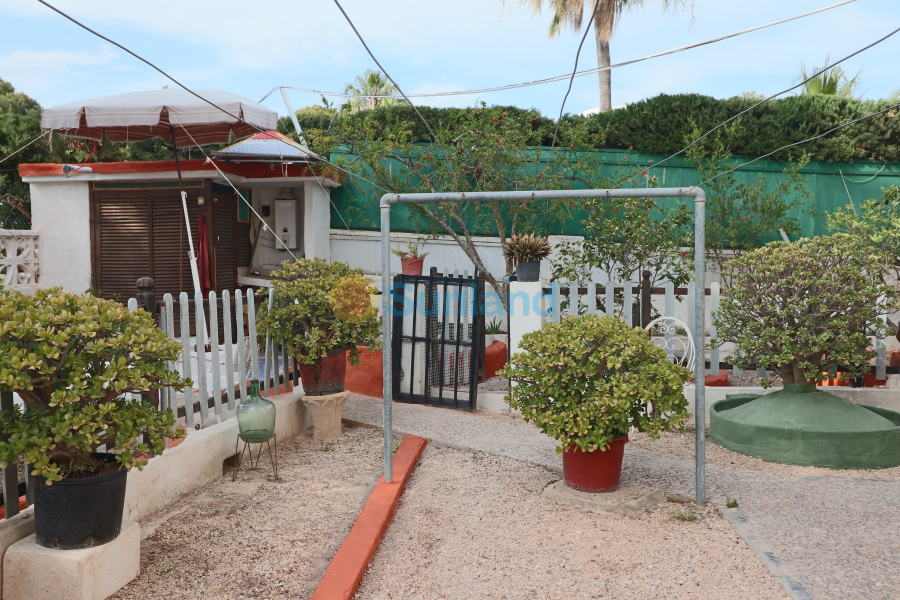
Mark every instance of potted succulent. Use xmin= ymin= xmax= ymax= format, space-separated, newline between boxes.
xmin=504 ymin=234 xmax=551 ymax=282
xmin=500 ymin=314 xmax=690 ymax=492
xmin=485 ymin=318 xmax=504 ymax=347
xmin=391 ymin=238 xmax=429 ymax=276
xmin=259 ymin=259 xmax=381 ymax=399
xmin=0 ymin=289 xmax=187 ymax=549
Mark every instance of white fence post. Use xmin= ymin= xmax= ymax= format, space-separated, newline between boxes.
xmin=208 ymin=291 xmax=222 ymax=416
xmin=222 ymin=290 xmax=237 ymax=410
xmin=179 ymin=292 xmax=194 ymax=427
xmin=235 ymin=290 xmax=249 ymax=404
xmin=710 ymin=283 xmax=720 ymax=376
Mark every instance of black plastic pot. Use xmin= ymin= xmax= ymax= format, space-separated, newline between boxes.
xmin=34 ymin=453 xmax=127 ymax=549
xmin=516 ymin=259 xmax=541 ymax=282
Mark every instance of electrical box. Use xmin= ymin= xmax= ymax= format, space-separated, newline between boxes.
xmin=274 ymin=199 xmax=298 ymax=250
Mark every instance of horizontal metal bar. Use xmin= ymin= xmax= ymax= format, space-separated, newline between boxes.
xmin=381 ymin=186 xmax=706 ymax=206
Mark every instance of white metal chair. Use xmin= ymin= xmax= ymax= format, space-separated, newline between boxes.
xmin=645 ymin=316 xmax=695 ymax=369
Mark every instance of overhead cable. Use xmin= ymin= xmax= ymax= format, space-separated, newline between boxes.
xmin=259 ymin=0 xmax=858 ymax=103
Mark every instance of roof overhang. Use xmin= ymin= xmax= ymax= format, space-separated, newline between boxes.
xmin=19 ymin=159 xmax=336 ymax=187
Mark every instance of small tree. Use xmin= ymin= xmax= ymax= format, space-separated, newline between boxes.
xmin=713 ymin=235 xmax=895 ymax=387
xmin=306 ymin=104 xmax=639 ymax=314
xmin=827 ymin=185 xmax=900 ymax=288
xmin=0 ymin=289 xmax=188 ymax=483
xmin=550 ymin=188 xmax=694 ymax=301
xmin=685 ymin=121 xmax=811 ymax=285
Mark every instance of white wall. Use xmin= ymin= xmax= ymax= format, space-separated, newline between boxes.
xmin=28 ymin=181 xmax=91 ymax=294
xmin=331 ymin=230 xmax=506 ymax=277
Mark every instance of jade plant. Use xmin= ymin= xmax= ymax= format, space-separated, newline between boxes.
xmin=713 ymin=234 xmax=896 ymax=387
xmin=499 ymin=315 xmax=691 ymax=453
xmin=0 ymin=289 xmax=188 ymax=484
xmin=503 ymin=233 xmax=551 ymax=262
xmin=258 ymin=259 xmax=381 ymax=373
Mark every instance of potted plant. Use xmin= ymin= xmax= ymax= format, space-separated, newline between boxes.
xmin=710 ymin=234 xmax=900 ymax=468
xmin=0 ymin=289 xmax=187 ymax=549
xmin=500 ymin=314 xmax=690 ymax=492
xmin=485 ymin=318 xmax=503 ymax=347
xmin=504 ymin=234 xmax=551 ymax=282
xmin=391 ymin=238 xmax=429 ymax=276
xmin=259 ymin=259 xmax=381 ymax=399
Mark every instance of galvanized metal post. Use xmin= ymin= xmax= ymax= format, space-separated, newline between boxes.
xmin=381 ymin=202 xmax=394 ymax=483
xmin=380 ymin=187 xmax=706 ymax=504
xmin=693 ymin=190 xmax=706 ymax=507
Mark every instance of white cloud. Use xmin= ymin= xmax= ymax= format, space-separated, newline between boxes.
xmin=0 ymin=48 xmax=117 ymax=95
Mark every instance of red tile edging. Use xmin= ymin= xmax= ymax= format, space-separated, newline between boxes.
xmin=310 ymin=434 xmax=427 ymax=600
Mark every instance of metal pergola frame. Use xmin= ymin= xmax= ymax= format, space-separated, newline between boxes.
xmin=380 ymin=187 xmax=708 ymax=506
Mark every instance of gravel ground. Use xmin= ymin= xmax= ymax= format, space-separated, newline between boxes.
xmin=110 ymin=427 xmax=384 ymax=600
xmin=630 ymin=428 xmax=900 ymax=480
xmin=356 ymin=446 xmax=788 ymax=600
xmin=478 ymin=376 xmax=509 ymax=392
xmin=345 ymin=393 xmax=900 ymax=600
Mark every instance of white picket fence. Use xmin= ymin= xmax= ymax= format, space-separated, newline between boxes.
xmin=127 ymin=288 xmax=298 ymax=427
xmin=544 ymin=279 xmax=889 ymax=380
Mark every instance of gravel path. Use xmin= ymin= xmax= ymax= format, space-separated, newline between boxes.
xmin=345 ymin=394 xmax=900 ymax=600
xmin=110 ymin=427 xmax=384 ymax=600
xmin=356 ymin=446 xmax=789 ymax=600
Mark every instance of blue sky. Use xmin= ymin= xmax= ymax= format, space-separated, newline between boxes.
xmin=0 ymin=0 xmax=896 ymax=118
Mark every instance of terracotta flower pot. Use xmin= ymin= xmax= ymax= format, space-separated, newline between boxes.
xmin=299 ymin=349 xmax=348 ymax=395
xmin=401 ymin=257 xmax=425 ymax=276
xmin=561 ymin=435 xmax=628 ymax=493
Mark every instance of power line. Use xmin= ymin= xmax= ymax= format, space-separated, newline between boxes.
xmin=612 ymin=23 xmax=900 ymax=190
xmin=0 ymin=131 xmax=48 ymax=165
xmin=259 ymin=0 xmax=858 ymax=104
xmin=547 ymin=9 xmax=596 ymax=153
xmin=34 ymin=0 xmax=391 ymax=195
xmin=330 ymin=0 xmax=444 ymax=153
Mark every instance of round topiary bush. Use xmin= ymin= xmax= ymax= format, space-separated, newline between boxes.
xmin=500 ymin=315 xmax=691 ymax=453
xmin=714 ymin=234 xmax=896 ymax=387
xmin=0 ymin=288 xmax=188 ymax=483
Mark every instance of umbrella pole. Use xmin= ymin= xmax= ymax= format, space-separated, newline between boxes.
xmin=171 ymin=127 xmax=208 ymax=351
xmin=170 ymin=127 xmax=203 ymax=299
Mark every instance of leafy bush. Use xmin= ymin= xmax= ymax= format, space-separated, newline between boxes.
xmin=713 ymin=234 xmax=896 ymax=386
xmin=285 ymin=94 xmax=900 ymax=162
xmin=504 ymin=233 xmax=551 ymax=261
xmin=390 ymin=238 xmax=428 ymax=260
xmin=499 ymin=315 xmax=691 ymax=453
xmin=258 ymin=259 xmax=381 ymax=370
xmin=0 ymin=289 xmax=188 ymax=483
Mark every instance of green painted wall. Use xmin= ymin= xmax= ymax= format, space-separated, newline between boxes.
xmin=329 ymin=147 xmax=900 ymax=240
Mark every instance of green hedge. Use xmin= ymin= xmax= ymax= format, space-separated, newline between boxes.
xmin=287 ymin=94 xmax=900 ymax=163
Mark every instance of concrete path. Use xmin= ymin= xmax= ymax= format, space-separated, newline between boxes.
xmin=344 ymin=394 xmax=900 ymax=600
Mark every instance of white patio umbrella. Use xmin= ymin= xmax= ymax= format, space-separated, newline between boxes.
xmin=41 ymin=89 xmax=278 ymax=298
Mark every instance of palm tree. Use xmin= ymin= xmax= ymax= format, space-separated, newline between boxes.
xmin=798 ymin=60 xmax=862 ymax=99
xmin=503 ymin=0 xmax=694 ymax=112
xmin=343 ymin=70 xmax=400 ymax=111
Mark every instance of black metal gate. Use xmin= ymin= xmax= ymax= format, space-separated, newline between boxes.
xmin=391 ymin=271 xmax=482 ymax=409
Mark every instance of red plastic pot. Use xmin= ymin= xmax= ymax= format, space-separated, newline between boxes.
xmin=299 ymin=349 xmax=348 ymax=395
xmin=561 ymin=435 xmax=628 ymax=493
xmin=401 ymin=257 xmax=425 ymax=275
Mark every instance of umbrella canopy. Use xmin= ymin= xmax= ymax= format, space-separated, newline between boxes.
xmin=41 ymin=89 xmax=278 ymax=148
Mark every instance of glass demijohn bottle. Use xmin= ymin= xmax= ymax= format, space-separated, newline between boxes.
xmin=237 ymin=380 xmax=276 ymax=442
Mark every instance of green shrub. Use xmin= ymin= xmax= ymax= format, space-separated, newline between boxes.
xmin=258 ymin=259 xmax=382 ymax=369
xmin=0 ymin=289 xmax=188 ymax=483
xmin=286 ymin=94 xmax=900 ymax=162
xmin=499 ymin=315 xmax=691 ymax=453
xmin=713 ymin=234 xmax=896 ymax=386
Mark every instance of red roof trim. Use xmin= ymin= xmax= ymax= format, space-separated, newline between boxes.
xmin=19 ymin=160 xmax=320 ymax=179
